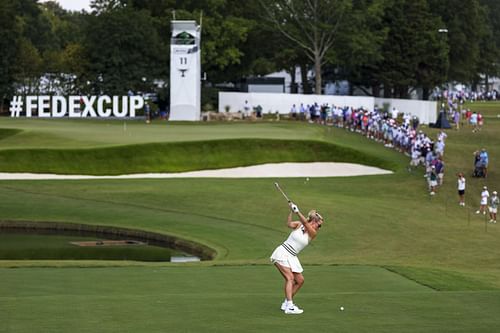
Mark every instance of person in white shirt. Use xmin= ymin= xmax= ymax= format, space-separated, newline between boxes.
xmin=435 ymin=139 xmax=445 ymax=158
xmin=438 ymin=130 xmax=448 ymax=142
xmin=457 ymin=173 xmax=466 ymax=206
xmin=470 ymin=112 xmax=478 ymax=132
xmin=489 ymin=191 xmax=499 ymax=223
xmin=290 ymin=104 xmax=298 ymax=119
xmin=391 ymin=107 xmax=399 ymax=120
xmin=243 ymin=100 xmax=251 ymax=118
xmin=476 ymin=186 xmax=490 ymax=214
xmin=270 ymin=203 xmax=324 ymax=315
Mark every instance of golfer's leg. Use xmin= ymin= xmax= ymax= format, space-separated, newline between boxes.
xmin=292 ymin=272 xmax=304 ymax=296
xmin=275 ymin=263 xmax=294 ymax=300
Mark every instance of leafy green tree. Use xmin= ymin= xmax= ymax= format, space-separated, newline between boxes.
xmin=260 ymin=0 xmax=351 ymax=94
xmin=476 ymin=0 xmax=500 ymax=89
xmin=334 ymin=0 xmax=390 ymax=96
xmin=428 ymin=0 xmax=483 ymax=84
xmin=13 ymin=38 xmax=44 ymax=95
xmin=374 ymin=0 xmax=447 ymax=98
xmin=83 ymin=7 xmax=168 ymax=94
xmin=0 ymin=0 xmax=21 ymax=108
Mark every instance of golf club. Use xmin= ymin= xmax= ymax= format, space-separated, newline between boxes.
xmin=274 ymin=182 xmax=291 ymax=203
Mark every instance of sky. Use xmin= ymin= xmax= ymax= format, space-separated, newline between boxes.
xmin=41 ymin=0 xmax=91 ymax=12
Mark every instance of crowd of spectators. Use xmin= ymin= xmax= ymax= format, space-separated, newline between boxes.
xmin=288 ymin=102 xmax=452 ymax=196
xmin=435 ymin=89 xmax=499 ymax=103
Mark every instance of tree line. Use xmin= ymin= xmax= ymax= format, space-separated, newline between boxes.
xmin=1 ymin=0 xmax=499 ymax=108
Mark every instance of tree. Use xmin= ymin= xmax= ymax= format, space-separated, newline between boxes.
xmin=260 ymin=0 xmax=351 ymax=94
xmin=428 ymin=0 xmax=483 ymax=84
xmin=374 ymin=0 xmax=447 ymax=98
xmin=0 ymin=0 xmax=21 ymax=108
xmin=83 ymin=7 xmax=168 ymax=94
xmin=333 ymin=0 xmax=390 ymax=96
xmin=476 ymin=0 xmax=500 ymax=89
xmin=13 ymin=38 xmax=43 ymax=95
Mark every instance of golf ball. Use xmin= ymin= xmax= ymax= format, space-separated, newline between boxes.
xmin=306 ymin=177 xmax=309 ymax=181
xmin=340 ymin=306 xmax=344 ymax=311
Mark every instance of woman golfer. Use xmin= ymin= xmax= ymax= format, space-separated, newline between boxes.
xmin=270 ymin=202 xmax=324 ymax=314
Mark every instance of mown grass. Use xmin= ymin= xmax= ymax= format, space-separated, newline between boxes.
xmin=0 ymin=128 xmax=21 ymax=140
xmin=0 ymin=104 xmax=499 ymax=332
xmin=2 ymin=266 xmax=500 ymax=333
xmin=0 ymin=138 xmax=394 ymax=175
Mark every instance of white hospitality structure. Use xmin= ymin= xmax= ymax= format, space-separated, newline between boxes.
xmin=219 ymin=92 xmax=438 ymax=124
xmin=169 ymin=21 xmax=201 ymax=121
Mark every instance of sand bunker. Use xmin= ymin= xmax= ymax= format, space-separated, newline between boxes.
xmin=0 ymin=162 xmax=392 ymax=180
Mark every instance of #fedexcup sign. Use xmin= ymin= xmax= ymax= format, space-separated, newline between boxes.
xmin=9 ymin=95 xmax=144 ymax=118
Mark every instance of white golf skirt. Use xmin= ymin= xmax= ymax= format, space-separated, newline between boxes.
xmin=270 ymin=245 xmax=303 ymax=273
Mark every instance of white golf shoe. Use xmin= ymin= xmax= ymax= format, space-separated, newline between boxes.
xmin=285 ymin=305 xmax=303 ymax=315
xmin=280 ymin=301 xmax=287 ymax=311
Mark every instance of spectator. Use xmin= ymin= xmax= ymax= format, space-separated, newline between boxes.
xmin=470 ymin=112 xmax=478 ymax=132
xmin=255 ymin=105 xmax=263 ymax=118
xmin=435 ymin=158 xmax=445 ymax=186
xmin=457 ymin=173 xmax=466 ymax=206
xmin=391 ymin=107 xmax=399 ymax=120
xmin=428 ymin=165 xmax=438 ymax=196
xmin=144 ymin=102 xmax=151 ymax=123
xmin=435 ymin=138 xmax=445 ymax=158
xmin=411 ymin=116 xmax=419 ymax=130
xmin=243 ymin=100 xmax=251 ymax=119
xmin=473 ymin=150 xmax=487 ymax=178
xmin=290 ymin=104 xmax=298 ymax=119
xmin=480 ymin=148 xmax=489 ymax=178
xmin=477 ymin=112 xmax=483 ymax=131
xmin=299 ymin=103 xmax=306 ymax=121
xmin=489 ymin=191 xmax=499 ymax=223
xmin=476 ymin=186 xmax=490 ymax=215
xmin=453 ymin=109 xmax=460 ymax=130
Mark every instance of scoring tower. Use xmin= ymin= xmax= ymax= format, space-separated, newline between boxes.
xmin=169 ymin=20 xmax=201 ymax=121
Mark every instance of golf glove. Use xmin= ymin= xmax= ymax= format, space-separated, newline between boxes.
xmin=290 ymin=203 xmax=300 ymax=213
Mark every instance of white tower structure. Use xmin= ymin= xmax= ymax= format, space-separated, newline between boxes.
xmin=169 ymin=21 xmax=201 ymax=121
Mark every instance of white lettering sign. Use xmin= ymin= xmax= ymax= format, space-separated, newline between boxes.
xmin=9 ymin=96 xmax=145 ymax=118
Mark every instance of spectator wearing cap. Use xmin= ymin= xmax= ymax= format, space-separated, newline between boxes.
xmin=457 ymin=173 xmax=466 ymax=206
xmin=476 ymin=186 xmax=490 ymax=215
xmin=489 ymin=191 xmax=499 ymax=223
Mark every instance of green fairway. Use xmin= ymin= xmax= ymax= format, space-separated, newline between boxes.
xmin=2 ymin=265 xmax=500 ymax=333
xmin=0 ymin=104 xmax=499 ymax=332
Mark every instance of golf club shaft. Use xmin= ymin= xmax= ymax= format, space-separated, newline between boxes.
xmin=274 ymin=182 xmax=291 ymax=203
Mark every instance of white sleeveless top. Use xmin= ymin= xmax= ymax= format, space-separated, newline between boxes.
xmin=281 ymin=226 xmax=309 ymax=256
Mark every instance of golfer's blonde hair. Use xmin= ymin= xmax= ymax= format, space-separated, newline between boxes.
xmin=307 ymin=210 xmax=324 ymax=222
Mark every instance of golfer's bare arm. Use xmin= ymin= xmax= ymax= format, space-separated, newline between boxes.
xmin=296 ymin=211 xmax=317 ymax=240
xmin=287 ymin=212 xmax=301 ymax=229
